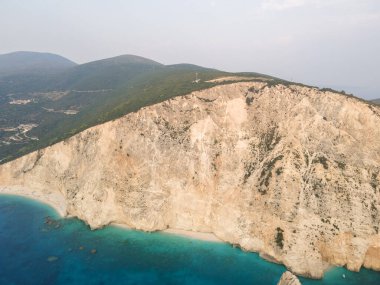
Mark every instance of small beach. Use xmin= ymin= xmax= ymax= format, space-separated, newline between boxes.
xmin=0 ymin=186 xmax=66 ymax=216
xmin=162 ymin=228 xmax=222 ymax=243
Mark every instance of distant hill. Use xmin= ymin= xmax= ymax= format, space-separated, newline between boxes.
xmin=54 ymin=54 xmax=163 ymax=90
xmin=372 ymin=98 xmax=380 ymax=105
xmin=0 ymin=51 xmax=76 ymax=77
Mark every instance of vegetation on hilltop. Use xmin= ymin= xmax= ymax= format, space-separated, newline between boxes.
xmin=1 ymin=53 xmax=376 ymax=164
xmin=0 ymin=55 xmax=234 ymax=163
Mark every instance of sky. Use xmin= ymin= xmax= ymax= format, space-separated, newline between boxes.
xmin=0 ymin=0 xmax=379 ymax=99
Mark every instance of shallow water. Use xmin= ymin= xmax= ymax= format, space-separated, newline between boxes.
xmin=0 ymin=195 xmax=379 ymax=285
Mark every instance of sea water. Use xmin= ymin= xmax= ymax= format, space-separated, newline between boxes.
xmin=0 ymin=195 xmax=379 ymax=285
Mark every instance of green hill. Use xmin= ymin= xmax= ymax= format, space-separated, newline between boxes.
xmin=0 ymin=51 xmax=76 ymax=77
xmin=53 ymin=54 xmax=163 ymax=90
xmin=2 ymin=54 xmax=268 ymax=163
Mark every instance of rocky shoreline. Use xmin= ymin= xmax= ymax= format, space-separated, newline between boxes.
xmin=0 ymin=82 xmax=379 ymax=278
xmin=277 ymin=271 xmax=302 ymax=285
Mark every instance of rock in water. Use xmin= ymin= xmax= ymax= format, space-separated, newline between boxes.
xmin=1 ymin=82 xmax=379 ymax=278
xmin=47 ymin=256 xmax=58 ymax=262
xmin=277 ymin=271 xmax=301 ymax=285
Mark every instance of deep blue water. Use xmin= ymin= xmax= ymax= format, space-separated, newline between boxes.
xmin=0 ymin=195 xmax=379 ymax=285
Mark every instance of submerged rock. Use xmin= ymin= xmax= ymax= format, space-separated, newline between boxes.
xmin=47 ymin=256 xmax=58 ymax=262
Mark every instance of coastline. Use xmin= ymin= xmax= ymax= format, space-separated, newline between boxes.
xmin=0 ymin=186 xmax=67 ymax=217
xmin=1 ymin=187 xmax=380 ymax=283
xmin=0 ymin=189 xmax=222 ymax=243
xmin=112 ymin=223 xmax=222 ymax=243
xmin=1 ymin=193 xmax=380 ymax=284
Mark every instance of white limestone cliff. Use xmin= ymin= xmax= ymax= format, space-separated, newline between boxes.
xmin=0 ymin=82 xmax=379 ymax=278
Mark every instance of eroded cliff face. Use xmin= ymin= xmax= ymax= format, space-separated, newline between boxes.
xmin=0 ymin=82 xmax=379 ymax=278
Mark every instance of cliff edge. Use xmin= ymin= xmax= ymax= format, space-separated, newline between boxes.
xmin=0 ymin=82 xmax=379 ymax=278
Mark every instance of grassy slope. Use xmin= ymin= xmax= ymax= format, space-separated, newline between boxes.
xmin=3 ymin=54 xmax=374 ymax=164
xmin=0 ymin=57 xmax=240 ymax=163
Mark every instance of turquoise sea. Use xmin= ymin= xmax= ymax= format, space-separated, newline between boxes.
xmin=0 ymin=195 xmax=379 ymax=285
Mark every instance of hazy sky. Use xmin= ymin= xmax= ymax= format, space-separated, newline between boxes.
xmin=1 ymin=0 xmax=379 ymax=99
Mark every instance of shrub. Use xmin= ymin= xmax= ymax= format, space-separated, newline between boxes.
xmin=275 ymin=227 xmax=284 ymax=249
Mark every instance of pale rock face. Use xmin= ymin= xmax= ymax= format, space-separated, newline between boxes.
xmin=0 ymin=82 xmax=380 ymax=278
xmin=277 ymin=271 xmax=302 ymax=285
